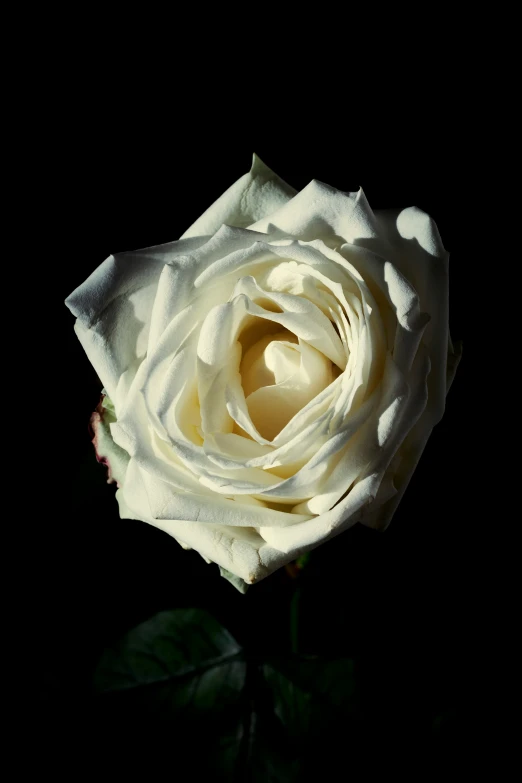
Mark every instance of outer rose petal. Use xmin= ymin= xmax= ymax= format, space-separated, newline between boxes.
xmin=371 ymin=205 xmax=453 ymax=425
xmin=248 ymin=180 xmax=381 ymax=248
xmin=180 ymin=153 xmax=296 ymax=239
xmin=360 ymin=338 xmax=462 ymax=532
xmin=65 ymin=236 xmax=207 ymax=415
xmin=116 ymin=458 xmax=291 ymax=584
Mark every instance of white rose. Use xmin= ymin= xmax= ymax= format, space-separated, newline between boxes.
xmin=66 ymin=154 xmax=461 ymax=586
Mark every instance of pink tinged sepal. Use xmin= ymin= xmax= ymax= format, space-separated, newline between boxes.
xmin=89 ymin=393 xmax=130 ymax=488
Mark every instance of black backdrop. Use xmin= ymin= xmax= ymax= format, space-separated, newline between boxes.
xmin=38 ymin=135 xmax=470 ymax=772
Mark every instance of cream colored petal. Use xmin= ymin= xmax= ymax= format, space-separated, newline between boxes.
xmin=248 ymin=181 xmax=382 ymax=248
xmin=372 ymin=205 xmax=452 ymax=425
xmin=244 ymin=339 xmax=333 ymax=442
xmin=115 ymin=459 xmax=270 ymax=583
xmin=181 ymin=154 xmax=296 ymax=239
xmin=65 ymin=237 xmax=207 ymax=415
xmin=261 ymin=345 xmax=431 ymax=552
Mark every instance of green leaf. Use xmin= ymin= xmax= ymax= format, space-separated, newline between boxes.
xmin=263 ymin=655 xmax=358 ymax=739
xmin=93 ymin=609 xmax=358 ymax=780
xmin=94 ymin=608 xmax=245 ymax=715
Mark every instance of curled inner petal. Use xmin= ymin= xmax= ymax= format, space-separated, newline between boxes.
xmin=242 ymin=333 xmax=334 ymax=441
xmin=240 ymin=330 xmax=298 ymax=397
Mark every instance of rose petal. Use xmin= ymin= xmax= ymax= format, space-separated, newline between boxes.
xmin=372 ymin=205 xmax=451 ymax=424
xmin=180 ymin=153 xmax=296 ymax=239
xmin=260 ymin=345 xmax=431 ymax=551
xmin=65 ymin=236 xmax=207 ymax=414
xmin=248 ymin=181 xmax=382 ymax=248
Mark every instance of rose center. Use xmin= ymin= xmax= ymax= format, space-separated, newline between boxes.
xmin=239 ymin=328 xmax=334 ymax=441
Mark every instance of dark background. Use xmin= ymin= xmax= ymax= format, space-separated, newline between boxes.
xmin=37 ymin=135 xmax=471 ymax=770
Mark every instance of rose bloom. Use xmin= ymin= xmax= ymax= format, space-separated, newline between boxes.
xmin=66 ymin=155 xmax=461 ymax=587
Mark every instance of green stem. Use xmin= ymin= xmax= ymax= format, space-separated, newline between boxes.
xmin=290 ymin=586 xmax=301 ymax=653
